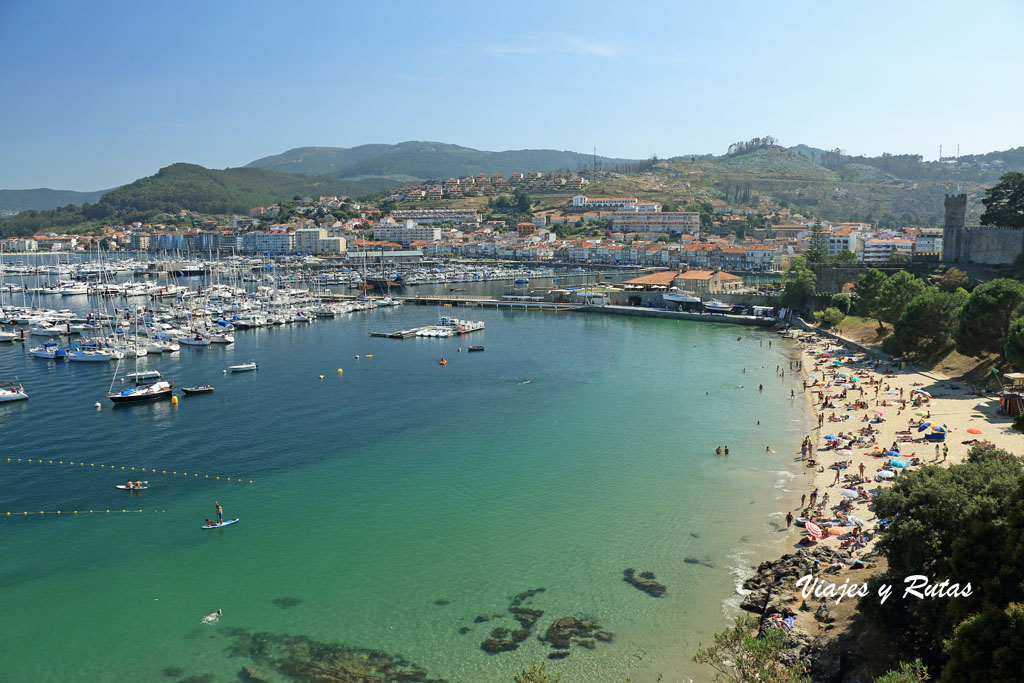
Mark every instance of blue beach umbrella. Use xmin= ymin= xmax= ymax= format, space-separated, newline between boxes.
xmin=889 ymin=459 xmax=910 ymax=468
xmin=824 ymin=435 xmax=837 ymax=440
xmin=917 ymin=422 xmax=931 ymax=432
xmin=932 ymin=426 xmax=947 ymax=433
xmin=885 ymin=450 xmax=901 ymax=456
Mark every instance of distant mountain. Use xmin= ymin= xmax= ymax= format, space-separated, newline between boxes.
xmin=99 ymin=163 xmax=396 ymax=214
xmin=0 ymin=163 xmax=400 ymax=237
xmin=246 ymin=141 xmax=639 ymax=181
xmin=0 ymin=187 xmax=111 ymax=212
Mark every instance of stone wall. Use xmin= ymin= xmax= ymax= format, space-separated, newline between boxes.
xmin=960 ymin=227 xmax=1024 ymax=265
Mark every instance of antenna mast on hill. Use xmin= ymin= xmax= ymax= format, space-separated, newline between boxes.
xmin=593 ymin=147 xmax=597 ymax=173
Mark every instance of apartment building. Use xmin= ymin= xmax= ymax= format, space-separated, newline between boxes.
xmin=611 ymin=211 xmax=700 ymax=233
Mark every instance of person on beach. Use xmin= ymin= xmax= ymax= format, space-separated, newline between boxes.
xmin=759 ymin=384 xmax=763 ymax=392
xmin=724 ymin=446 xmax=730 ymax=455
xmin=786 ymin=511 xmax=794 ymax=528
xmin=715 ymin=446 xmax=722 ymax=455
xmin=801 ymin=493 xmax=806 ymax=509
xmin=859 ymin=462 xmax=865 ymax=479
xmin=216 ymin=501 xmax=223 ymax=524
xmin=935 ymin=444 xmax=940 ymax=459
xmin=942 ymin=444 xmax=948 ymax=461
xmin=833 ymin=468 xmax=841 ymax=485
xmin=809 ymin=489 xmax=818 ymax=508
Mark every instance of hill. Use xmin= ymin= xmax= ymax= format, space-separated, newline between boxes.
xmin=0 ymin=163 xmax=399 ymax=237
xmin=714 ymin=147 xmax=837 ymax=180
xmin=246 ymin=141 xmax=639 ymax=181
xmin=0 ymin=187 xmax=111 ymax=212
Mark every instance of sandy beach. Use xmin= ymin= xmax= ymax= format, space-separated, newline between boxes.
xmin=772 ymin=327 xmax=1021 ymax=635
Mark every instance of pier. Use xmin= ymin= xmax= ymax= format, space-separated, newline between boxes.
xmin=578 ymin=304 xmax=778 ymax=326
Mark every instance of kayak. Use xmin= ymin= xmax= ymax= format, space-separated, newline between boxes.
xmin=202 ymin=518 xmax=239 ymax=530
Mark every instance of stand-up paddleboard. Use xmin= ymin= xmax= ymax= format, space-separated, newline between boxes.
xmin=202 ymin=518 xmax=239 ymax=529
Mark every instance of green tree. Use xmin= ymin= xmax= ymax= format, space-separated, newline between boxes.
xmin=955 ymin=278 xmax=1024 ymax=360
xmin=942 ymin=603 xmax=1024 ymax=682
xmin=875 ymin=659 xmax=931 ymax=683
xmin=893 ymin=288 xmax=968 ymax=357
xmin=781 ymin=259 xmax=816 ymax=314
xmin=830 ymin=292 xmax=851 ymax=315
xmin=980 ymin=172 xmax=1024 ymax=228
xmin=805 ymin=223 xmax=828 ymax=263
xmin=513 ymin=662 xmax=562 ymax=683
xmin=938 ymin=267 xmax=970 ymax=293
xmin=514 ymin=189 xmax=531 ymax=214
xmin=1005 ymin=316 xmax=1024 ymax=371
xmin=879 ymin=271 xmax=927 ymax=324
xmin=859 ymin=446 xmax=1024 ymax=663
xmin=814 ymin=307 xmax=845 ymax=327
xmin=831 ymin=249 xmax=858 ymax=264
xmin=693 ymin=614 xmax=810 ymax=682
xmin=855 ymin=269 xmax=889 ymax=329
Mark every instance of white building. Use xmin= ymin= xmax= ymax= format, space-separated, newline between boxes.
xmin=373 ymin=220 xmax=442 ymax=246
xmin=295 ymin=227 xmax=327 ymax=254
xmin=571 ymin=196 xmax=638 ymax=209
xmin=611 ymin=211 xmax=700 ymax=234
xmin=863 ymin=238 xmax=914 ymax=263
xmin=826 ymin=229 xmax=865 ymax=258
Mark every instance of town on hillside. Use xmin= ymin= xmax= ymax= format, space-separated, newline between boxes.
xmin=1 ymin=175 xmax=951 ymax=276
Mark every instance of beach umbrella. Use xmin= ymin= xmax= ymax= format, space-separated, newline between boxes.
xmin=889 ymin=459 xmax=910 ymax=468
xmin=824 ymin=435 xmax=837 ymax=440
xmin=851 ymin=377 xmax=860 ymax=382
xmin=832 ymin=360 xmax=843 ymax=366
xmin=820 ymin=353 xmax=831 ymax=358
xmin=875 ymin=410 xmax=885 ymax=415
xmin=967 ymin=428 xmax=982 ymax=435
xmin=917 ymin=422 xmax=931 ymax=432
xmin=847 ymin=515 xmax=866 ymax=527
xmin=809 ymin=374 xmax=818 ymax=379
xmin=840 ymin=489 xmax=858 ymax=499
xmin=838 ymin=372 xmax=849 ymax=377
xmin=805 ymin=520 xmax=823 ymax=540
xmin=877 ymin=470 xmax=895 ymax=480
xmin=913 ymin=389 xmax=931 ymax=397
xmin=837 ymin=449 xmax=853 ymax=455
xmin=932 ymin=426 xmax=947 ymax=433
xmin=885 ymin=450 xmax=901 ymax=456
xmin=915 ymin=411 xmax=927 ymax=417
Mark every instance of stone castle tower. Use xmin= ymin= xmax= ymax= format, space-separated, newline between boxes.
xmin=942 ymin=193 xmax=967 ymax=263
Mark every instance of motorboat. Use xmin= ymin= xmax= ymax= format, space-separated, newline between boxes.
xmin=182 ymin=385 xmax=214 ymax=394
xmin=468 ymin=345 xmax=485 ymax=352
xmin=108 ymin=380 xmax=174 ymax=404
xmin=0 ymin=329 xmax=18 ymax=342
xmin=663 ymin=290 xmax=702 ymax=305
xmin=0 ymin=381 xmax=27 ymax=402
xmin=29 ymin=342 xmax=66 ymax=359
xmin=67 ymin=347 xmax=115 ymax=362
xmin=228 ymin=362 xmax=258 ymax=372
xmin=702 ymin=299 xmax=734 ymax=313
xmin=177 ymin=333 xmax=211 ymax=346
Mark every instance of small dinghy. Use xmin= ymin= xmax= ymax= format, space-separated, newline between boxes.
xmin=182 ymin=385 xmax=214 ymax=394
xmin=228 ymin=362 xmax=258 ymax=372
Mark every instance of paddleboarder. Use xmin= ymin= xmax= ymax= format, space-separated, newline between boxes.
xmin=215 ymin=501 xmax=223 ymax=524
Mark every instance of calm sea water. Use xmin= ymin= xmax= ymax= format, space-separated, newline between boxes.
xmin=0 ymin=302 xmax=811 ymax=682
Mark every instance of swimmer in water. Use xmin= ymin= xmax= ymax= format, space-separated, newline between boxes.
xmin=203 ymin=608 xmax=223 ymax=624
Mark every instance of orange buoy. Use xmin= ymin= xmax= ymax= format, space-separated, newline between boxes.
xmin=439 ymin=359 xmax=447 ymax=366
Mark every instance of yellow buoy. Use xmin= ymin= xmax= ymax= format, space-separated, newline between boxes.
xmin=171 ymin=396 xmax=178 ymax=405
xmin=337 ymin=368 xmax=343 ymax=374
xmin=366 ymin=354 xmax=373 ymax=358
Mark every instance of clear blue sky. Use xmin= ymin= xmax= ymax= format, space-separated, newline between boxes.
xmin=1 ymin=0 xmax=1022 ymax=190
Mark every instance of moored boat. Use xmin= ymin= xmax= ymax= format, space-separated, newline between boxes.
xmin=0 ymin=381 xmax=28 ymax=402
xmin=468 ymin=345 xmax=485 ymax=352
xmin=182 ymin=385 xmax=214 ymax=394
xmin=108 ymin=380 xmax=174 ymax=404
xmin=228 ymin=362 xmax=258 ymax=372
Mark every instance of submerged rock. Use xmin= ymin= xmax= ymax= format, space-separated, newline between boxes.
xmin=490 ymin=627 xmax=509 ymax=639
xmin=271 ymin=597 xmax=303 ymax=609
xmin=457 ymin=626 xmax=471 ymax=635
xmin=542 ymin=616 xmax=600 ymax=649
xmin=623 ymin=568 xmax=667 ymax=597
xmin=510 ymin=607 xmax=544 ymax=630
xmin=433 ymin=599 xmax=450 ymax=606
xmin=240 ymin=666 xmax=270 ymax=682
xmin=480 ymin=638 xmax=519 ymax=654
xmin=548 ymin=651 xmax=571 ymax=660
xmin=162 ymin=667 xmax=183 ymax=678
xmin=510 ymin=588 xmax=545 ymax=607
xmin=511 ymin=629 xmax=530 ymax=643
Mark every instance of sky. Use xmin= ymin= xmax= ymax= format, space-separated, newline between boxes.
xmin=1 ymin=0 xmax=1022 ymax=190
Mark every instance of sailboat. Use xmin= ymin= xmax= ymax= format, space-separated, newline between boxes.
xmin=107 ymin=357 xmax=173 ymax=404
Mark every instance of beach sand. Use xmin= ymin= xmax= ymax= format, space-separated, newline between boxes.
xmin=774 ymin=328 xmax=1020 ymax=635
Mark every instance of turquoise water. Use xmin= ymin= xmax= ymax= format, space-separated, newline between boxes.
xmin=0 ymin=306 xmax=811 ymax=682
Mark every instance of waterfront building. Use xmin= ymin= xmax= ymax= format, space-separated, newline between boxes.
xmin=571 ymin=195 xmax=638 ymax=209
xmin=611 ymin=211 xmax=700 ymax=233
